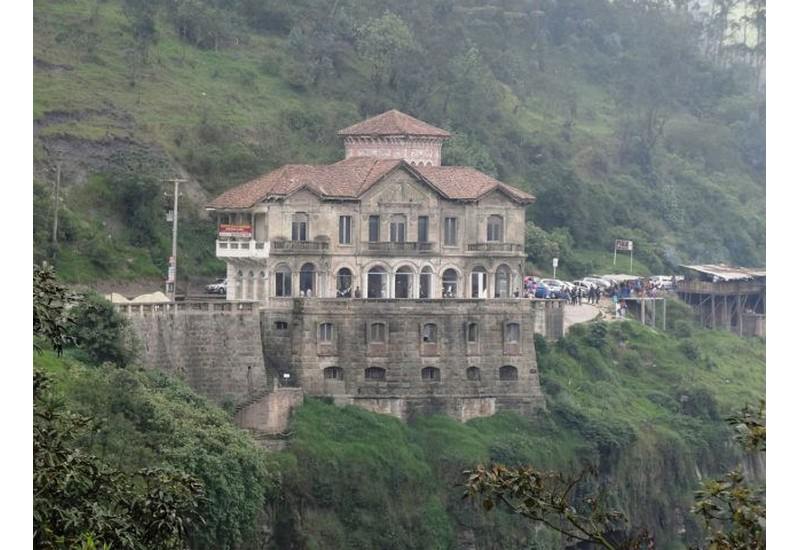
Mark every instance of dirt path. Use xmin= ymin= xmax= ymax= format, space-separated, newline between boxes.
xmin=563 ymin=302 xmax=603 ymax=331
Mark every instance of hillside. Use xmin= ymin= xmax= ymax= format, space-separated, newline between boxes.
xmin=37 ymin=306 xmax=765 ymax=548
xmin=32 ymin=0 xmax=765 ymax=283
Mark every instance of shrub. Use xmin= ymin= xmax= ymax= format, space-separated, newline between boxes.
xmin=67 ymin=292 xmax=137 ymax=367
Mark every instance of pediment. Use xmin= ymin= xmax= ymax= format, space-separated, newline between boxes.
xmin=478 ymin=189 xmax=517 ymax=207
xmin=362 ymin=166 xmax=439 ymax=207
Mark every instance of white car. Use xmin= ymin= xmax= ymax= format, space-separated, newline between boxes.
xmin=650 ymin=275 xmax=681 ymax=290
xmin=205 ymin=278 xmax=228 ymax=295
xmin=571 ymin=280 xmax=593 ymax=293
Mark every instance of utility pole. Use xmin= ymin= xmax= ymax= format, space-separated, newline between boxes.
xmin=51 ymin=162 xmax=61 ymax=257
xmin=166 ymin=178 xmax=187 ymax=301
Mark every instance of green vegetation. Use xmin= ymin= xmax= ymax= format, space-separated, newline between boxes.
xmin=33 ymin=0 xmax=765 ymax=282
xmin=270 ymin=320 xmax=764 ymax=548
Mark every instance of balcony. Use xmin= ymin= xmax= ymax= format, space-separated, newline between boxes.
xmin=467 ymin=242 xmax=524 ymax=253
xmin=216 ymin=240 xmax=270 ymax=258
xmin=270 ymin=240 xmax=329 ymax=253
xmin=366 ymin=241 xmax=436 ymax=255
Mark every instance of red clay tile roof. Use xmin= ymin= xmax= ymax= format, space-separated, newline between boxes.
xmin=207 ymin=158 xmax=534 ymax=209
xmin=337 ymin=109 xmax=451 ymax=138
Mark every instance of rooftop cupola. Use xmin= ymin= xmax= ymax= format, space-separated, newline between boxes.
xmin=337 ymin=109 xmax=450 ymax=166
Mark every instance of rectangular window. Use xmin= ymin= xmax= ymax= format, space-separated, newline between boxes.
xmin=467 ymin=323 xmax=478 ymax=343
xmin=444 ymin=217 xmax=458 ymax=246
xmin=339 ymin=216 xmax=352 ymax=245
xmin=390 ymin=221 xmax=406 ymax=242
xmin=370 ymin=323 xmax=386 ymax=343
xmin=291 ymin=218 xmax=307 ymax=241
xmin=369 ymin=215 xmax=380 ymax=242
xmin=275 ymin=271 xmax=291 ymax=297
xmin=418 ymin=216 xmax=429 ymax=243
xmin=319 ymin=323 xmax=333 ymax=342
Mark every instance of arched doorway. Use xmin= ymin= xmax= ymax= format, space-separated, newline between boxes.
xmin=442 ymin=268 xmax=459 ymax=298
xmin=367 ymin=266 xmax=388 ymax=298
xmin=300 ymin=263 xmax=315 ymax=296
xmin=471 ymin=266 xmax=488 ymax=298
xmin=495 ymin=264 xmax=510 ymax=298
xmin=394 ymin=266 xmax=413 ymax=298
xmin=336 ymin=267 xmax=353 ymax=297
xmin=419 ymin=266 xmax=433 ymax=299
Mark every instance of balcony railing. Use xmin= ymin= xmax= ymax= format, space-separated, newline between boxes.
xmin=271 ymin=240 xmax=329 ymax=252
xmin=467 ymin=242 xmax=524 ymax=253
xmin=216 ymin=240 xmax=270 ymax=258
xmin=366 ymin=241 xmax=435 ymax=254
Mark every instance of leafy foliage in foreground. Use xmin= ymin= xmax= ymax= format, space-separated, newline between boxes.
xmin=33 ymin=263 xmax=76 ymax=355
xmin=33 ymin=369 xmax=206 ymax=549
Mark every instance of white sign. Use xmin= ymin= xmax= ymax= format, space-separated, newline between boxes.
xmin=167 ymin=266 xmax=176 ymax=283
xmin=552 ymin=258 xmax=559 ymax=267
xmin=615 ymin=239 xmax=634 ymax=252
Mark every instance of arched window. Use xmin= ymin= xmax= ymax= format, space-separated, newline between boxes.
xmin=442 ymin=268 xmax=458 ymax=298
xmin=336 ymin=268 xmax=353 ymax=297
xmin=466 ymin=366 xmax=481 ymax=381
xmin=235 ymin=270 xmax=244 ymax=300
xmin=300 ymin=263 xmax=315 ymax=296
xmin=247 ymin=270 xmax=255 ymax=300
xmin=422 ymin=323 xmax=438 ymax=343
xmin=421 ymin=367 xmax=441 ymax=381
xmin=495 ymin=265 xmax=511 ymax=298
xmin=419 ymin=266 xmax=433 ymax=299
xmin=323 ymin=366 xmax=343 ymax=380
xmin=319 ymin=322 xmax=333 ymax=342
xmin=395 ymin=266 xmax=413 ymax=299
xmin=258 ymin=271 xmax=266 ymax=300
xmin=275 ymin=265 xmax=292 ymax=297
xmin=390 ymin=214 xmax=407 ymax=242
xmin=487 ymin=215 xmax=503 ymax=242
xmin=365 ymin=366 xmax=386 ymax=380
xmin=499 ymin=365 xmax=518 ymax=381
xmin=367 ymin=266 xmax=388 ymax=298
xmin=471 ymin=266 xmax=488 ymax=298
xmin=292 ymin=212 xmax=308 ymax=241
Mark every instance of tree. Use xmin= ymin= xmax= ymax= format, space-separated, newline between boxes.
xmin=33 ymin=263 xmax=75 ymax=356
xmin=464 ymin=463 xmax=653 ymax=549
xmin=67 ymin=292 xmax=137 ymax=367
xmin=691 ymin=402 xmax=765 ymax=549
xmin=356 ymin=13 xmax=418 ymax=92
xmin=33 ymin=370 xmax=206 ymax=549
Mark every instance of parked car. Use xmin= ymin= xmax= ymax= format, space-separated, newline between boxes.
xmin=583 ymin=276 xmax=612 ymax=290
xmin=541 ymin=278 xmax=573 ymax=292
xmin=650 ymin=275 xmax=682 ymax=290
xmin=534 ymin=283 xmax=553 ymax=299
xmin=206 ymin=278 xmax=227 ymax=294
xmin=571 ymin=280 xmax=592 ymax=293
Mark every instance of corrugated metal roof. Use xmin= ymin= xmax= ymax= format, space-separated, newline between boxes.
xmin=679 ymin=264 xmax=766 ymax=281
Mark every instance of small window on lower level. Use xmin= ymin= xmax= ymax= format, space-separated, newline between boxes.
xmin=319 ymin=322 xmax=333 ymax=342
xmin=275 ymin=321 xmax=288 ymax=330
xmin=365 ymin=366 xmax=386 ymax=380
xmin=466 ymin=366 xmax=481 ymax=381
xmin=467 ymin=322 xmax=479 ymax=343
xmin=421 ymin=367 xmax=441 ymax=381
xmin=323 ymin=366 xmax=344 ymax=380
xmin=499 ymin=365 xmax=518 ymax=381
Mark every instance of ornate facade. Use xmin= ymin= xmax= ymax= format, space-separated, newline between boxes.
xmin=208 ymin=110 xmax=534 ymax=303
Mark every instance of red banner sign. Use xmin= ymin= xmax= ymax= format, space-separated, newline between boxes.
xmin=219 ymin=224 xmax=252 ymax=238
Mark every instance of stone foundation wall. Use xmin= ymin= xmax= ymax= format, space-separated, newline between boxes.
xmin=261 ymin=298 xmax=549 ymax=420
xmin=125 ymin=306 xmax=268 ymax=405
xmin=235 ymin=388 xmax=304 ymax=433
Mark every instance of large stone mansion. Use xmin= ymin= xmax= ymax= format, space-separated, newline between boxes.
xmin=197 ymin=110 xmax=557 ymax=421
xmin=207 ymin=109 xmax=533 ymax=302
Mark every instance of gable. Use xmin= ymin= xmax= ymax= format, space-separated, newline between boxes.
xmin=478 ymin=189 xmax=519 ymax=208
xmin=360 ymin=166 xmax=440 ymax=207
xmin=284 ymin=188 xmax=320 ymax=206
